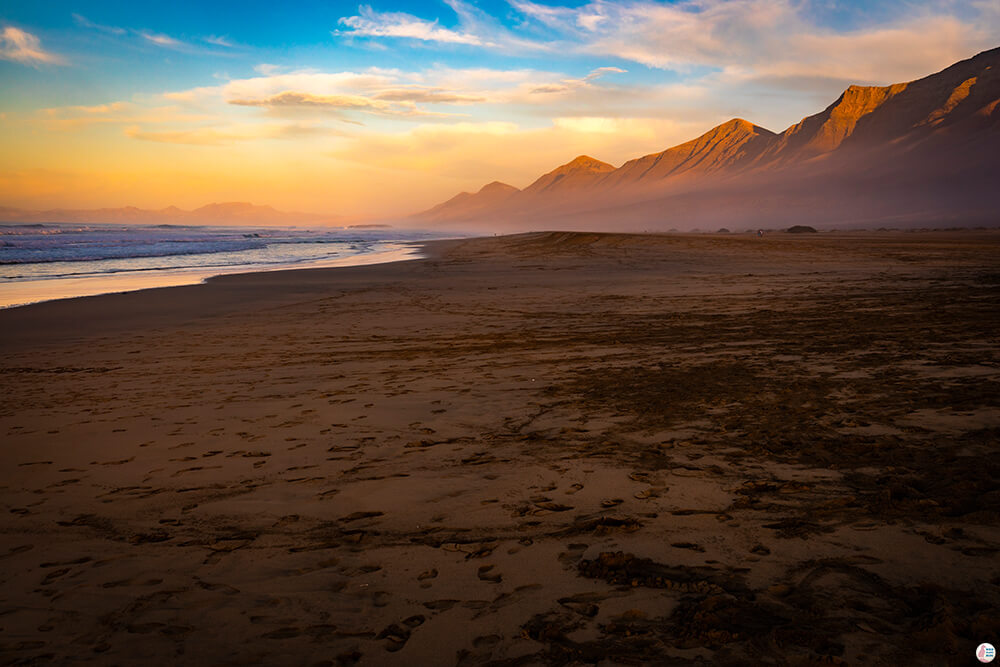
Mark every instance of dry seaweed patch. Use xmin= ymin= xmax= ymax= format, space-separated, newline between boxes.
xmin=496 ymin=552 xmax=1000 ymax=666
xmin=556 ymin=267 xmax=1000 ymax=527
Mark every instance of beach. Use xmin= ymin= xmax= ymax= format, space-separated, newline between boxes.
xmin=1 ymin=230 xmax=998 ymax=665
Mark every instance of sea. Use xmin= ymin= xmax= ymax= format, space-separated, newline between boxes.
xmin=0 ymin=223 xmax=449 ymax=309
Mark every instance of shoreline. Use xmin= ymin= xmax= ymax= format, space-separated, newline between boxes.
xmin=0 ymin=242 xmax=429 ymax=310
xmin=3 ymin=227 xmax=995 ymax=314
xmin=1 ymin=230 xmax=998 ymax=664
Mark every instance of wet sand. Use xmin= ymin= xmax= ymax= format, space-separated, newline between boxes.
xmin=1 ymin=231 xmax=998 ymax=665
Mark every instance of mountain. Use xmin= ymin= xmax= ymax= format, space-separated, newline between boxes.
xmin=419 ymin=181 xmax=519 ymax=223
xmin=603 ymin=119 xmax=776 ymax=187
xmin=420 ymin=157 xmax=616 ymax=222
xmin=415 ymin=46 xmax=1000 ymax=230
xmin=522 ymin=156 xmax=616 ymax=196
xmin=0 ymin=202 xmax=341 ymax=226
xmin=755 ymin=84 xmax=910 ymax=165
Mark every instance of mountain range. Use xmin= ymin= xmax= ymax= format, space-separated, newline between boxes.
xmin=415 ymin=47 xmax=1000 ymax=231
xmin=0 ymin=202 xmax=340 ymax=226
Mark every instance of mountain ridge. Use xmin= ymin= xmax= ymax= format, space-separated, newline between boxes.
xmin=416 ymin=46 xmax=1000 ymax=229
xmin=522 ymin=155 xmax=617 ymax=196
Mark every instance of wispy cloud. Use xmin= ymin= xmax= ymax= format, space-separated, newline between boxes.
xmin=72 ymin=13 xmax=126 ymax=36
xmin=124 ymin=122 xmax=344 ymax=145
xmin=338 ymin=1 xmax=997 ymax=88
xmin=35 ymin=102 xmax=216 ymax=131
xmin=528 ymin=66 xmax=626 ymax=95
xmin=141 ymin=32 xmax=185 ymax=48
xmin=335 ymin=0 xmax=547 ymax=51
xmin=0 ymin=26 xmax=65 ymax=66
xmin=510 ymin=0 xmax=998 ymax=85
xmin=231 ymin=91 xmax=389 ymax=111
xmin=372 ymin=88 xmax=485 ymax=104
xmin=73 ymin=14 xmax=237 ymax=56
xmin=203 ymin=35 xmax=235 ymax=48
xmin=228 ymin=90 xmax=461 ymax=119
xmin=337 ymin=4 xmax=486 ymax=46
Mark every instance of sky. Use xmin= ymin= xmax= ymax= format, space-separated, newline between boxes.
xmin=1 ymin=1 xmax=997 ymax=220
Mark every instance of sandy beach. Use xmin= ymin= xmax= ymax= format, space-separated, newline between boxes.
xmin=1 ymin=230 xmax=998 ymax=666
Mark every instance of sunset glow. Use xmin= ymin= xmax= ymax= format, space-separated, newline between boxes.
xmin=2 ymin=1 xmax=997 ymax=219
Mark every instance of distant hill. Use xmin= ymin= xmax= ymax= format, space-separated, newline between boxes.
xmin=419 ymin=182 xmax=519 ymax=224
xmin=415 ymin=46 xmax=1000 ymax=231
xmin=0 ymin=202 xmax=340 ymax=226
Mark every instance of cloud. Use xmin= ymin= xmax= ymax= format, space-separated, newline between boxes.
xmin=157 ymin=63 xmax=705 ymax=132
xmin=372 ymin=88 xmax=486 ymax=104
xmin=509 ymin=0 xmax=998 ymax=85
xmin=231 ymin=91 xmax=389 ymax=112
xmin=163 ymin=67 xmax=555 ymax=116
xmin=124 ymin=122 xmax=344 ymax=145
xmin=142 ymin=32 xmax=185 ymax=48
xmin=337 ymin=5 xmax=487 ymax=46
xmin=585 ymin=66 xmax=627 ymax=80
xmin=528 ymin=66 xmax=626 ymax=95
xmin=337 ymin=1 xmax=996 ymax=90
xmin=203 ymin=35 xmax=235 ymax=48
xmin=72 ymin=14 xmax=126 ymax=36
xmin=228 ymin=89 xmax=464 ymax=119
xmin=37 ymin=102 xmax=213 ymax=130
xmin=0 ymin=26 xmax=65 ymax=65
xmin=254 ymin=63 xmax=283 ymax=76
xmin=336 ymin=0 xmax=548 ymax=52
xmin=74 ymin=13 xmax=238 ymax=55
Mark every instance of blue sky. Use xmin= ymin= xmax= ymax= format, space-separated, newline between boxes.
xmin=1 ymin=1 xmax=997 ymax=217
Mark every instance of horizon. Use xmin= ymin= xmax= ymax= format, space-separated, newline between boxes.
xmin=2 ymin=1 xmax=998 ymax=220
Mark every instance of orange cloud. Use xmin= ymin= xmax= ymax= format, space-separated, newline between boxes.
xmin=0 ymin=26 xmax=64 ymax=65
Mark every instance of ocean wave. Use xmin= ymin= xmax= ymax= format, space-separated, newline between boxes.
xmin=0 ymin=240 xmax=267 ymax=264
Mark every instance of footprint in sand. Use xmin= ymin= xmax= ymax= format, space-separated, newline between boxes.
xmin=197 ymin=580 xmax=241 ymax=595
xmin=534 ymin=500 xmax=574 ymax=512
xmin=423 ymin=599 xmax=459 ymax=611
xmin=262 ymin=627 xmax=301 ymax=640
xmin=339 ymin=511 xmax=384 ymax=523
xmin=100 ymin=457 xmax=134 ymax=465
xmin=473 ymin=634 xmax=502 ymax=648
xmin=477 ymin=565 xmax=503 ymax=583
xmin=2 ymin=544 xmax=34 ymax=558
xmin=376 ymin=623 xmax=410 ymax=652
xmin=335 ymin=650 xmax=362 ymax=666
xmin=41 ymin=568 xmax=71 ymax=585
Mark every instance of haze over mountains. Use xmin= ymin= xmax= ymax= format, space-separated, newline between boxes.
xmin=416 ymin=47 xmax=1000 ymax=231
xmin=0 ymin=202 xmax=340 ymax=226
